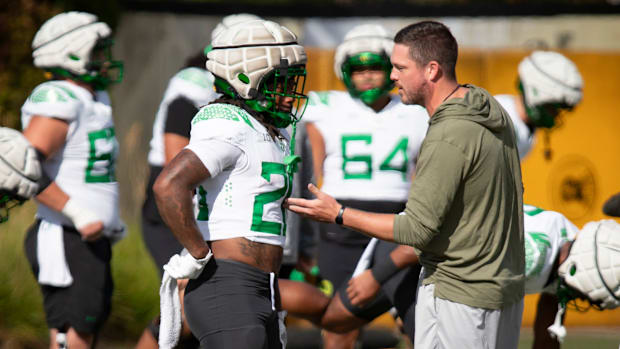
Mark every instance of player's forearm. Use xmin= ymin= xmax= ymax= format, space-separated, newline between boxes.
xmin=154 ymin=177 xmax=208 ymax=259
xmin=341 ymin=207 xmax=395 ymax=242
xmin=35 ymin=182 xmax=69 ymax=211
xmin=154 ymin=150 xmax=211 ymax=259
xmin=390 ymin=245 xmax=418 ymax=268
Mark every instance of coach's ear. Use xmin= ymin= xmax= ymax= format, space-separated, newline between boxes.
xmin=426 ymin=61 xmax=441 ymax=82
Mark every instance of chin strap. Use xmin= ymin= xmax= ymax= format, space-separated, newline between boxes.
xmin=283 ymin=121 xmax=301 ymax=176
xmin=547 ymin=301 xmax=567 ymax=343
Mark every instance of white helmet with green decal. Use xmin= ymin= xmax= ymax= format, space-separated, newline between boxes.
xmin=32 ymin=11 xmax=123 ymax=90
xmin=558 ymin=219 xmax=620 ymax=309
xmin=206 ymin=19 xmax=307 ymax=128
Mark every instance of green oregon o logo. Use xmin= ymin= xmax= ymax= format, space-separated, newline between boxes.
xmin=549 ymin=155 xmax=597 ymax=220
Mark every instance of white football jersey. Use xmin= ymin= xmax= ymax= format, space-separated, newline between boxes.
xmin=495 ymin=94 xmax=534 ymax=159
xmin=21 ymin=80 xmax=122 ymax=230
xmin=304 ymin=91 xmax=429 ymax=201
xmin=523 ymin=204 xmax=579 ymax=294
xmin=148 ymin=67 xmax=220 ymax=166
xmin=185 ymin=104 xmax=292 ymax=246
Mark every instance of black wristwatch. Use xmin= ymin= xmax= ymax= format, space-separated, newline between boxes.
xmin=335 ymin=205 xmax=346 ymax=225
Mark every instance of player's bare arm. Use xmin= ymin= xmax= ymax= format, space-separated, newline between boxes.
xmin=347 ymin=245 xmax=418 ymax=306
xmin=286 ymin=183 xmax=395 ymax=241
xmin=533 ymin=292 xmax=561 ymax=349
xmin=24 ymin=115 xmax=104 ymax=240
xmin=163 ymin=133 xmax=189 ymax=165
xmin=304 ymin=122 xmax=325 ymax=185
xmin=154 ymin=148 xmax=210 ymax=259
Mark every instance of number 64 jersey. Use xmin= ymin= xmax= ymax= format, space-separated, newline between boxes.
xmin=304 ymin=91 xmax=429 ymax=202
xmin=186 ymin=104 xmax=292 ymax=247
xmin=21 ymin=80 xmax=121 ymax=230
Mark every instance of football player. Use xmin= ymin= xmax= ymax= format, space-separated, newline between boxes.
xmin=20 ymin=11 xmax=125 ymax=349
xmin=282 ymin=206 xmax=620 ymax=349
xmin=302 ymin=23 xmax=429 ymax=348
xmin=0 ymin=127 xmax=41 ymax=223
xmin=495 ymin=51 xmax=583 ymax=159
xmin=154 ymin=19 xmax=307 ymax=349
xmin=136 ymin=13 xmax=261 ymax=349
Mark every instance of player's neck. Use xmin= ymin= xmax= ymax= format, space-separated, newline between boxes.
xmin=367 ymin=94 xmax=391 ymax=113
xmin=65 ymin=78 xmax=96 ymax=96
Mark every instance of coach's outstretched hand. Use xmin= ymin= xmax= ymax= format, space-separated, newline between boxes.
xmin=285 ymin=183 xmax=341 ymax=224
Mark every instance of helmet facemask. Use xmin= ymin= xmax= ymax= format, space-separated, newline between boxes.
xmin=341 ymin=52 xmax=393 ymax=106
xmin=0 ymin=191 xmax=26 ymax=224
xmin=518 ymin=80 xmax=572 ymax=129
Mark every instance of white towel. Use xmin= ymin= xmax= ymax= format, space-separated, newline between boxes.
xmin=547 ymin=304 xmax=567 ymax=343
xmin=159 ymin=250 xmax=212 ymax=349
xmin=352 ymin=238 xmax=379 ymax=277
xmin=37 ymin=220 xmax=73 ymax=287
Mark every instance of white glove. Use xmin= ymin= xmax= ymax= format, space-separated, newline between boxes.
xmin=61 ymin=198 xmax=100 ymax=230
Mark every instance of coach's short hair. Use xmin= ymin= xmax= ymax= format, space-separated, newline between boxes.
xmin=394 ymin=21 xmax=458 ymax=80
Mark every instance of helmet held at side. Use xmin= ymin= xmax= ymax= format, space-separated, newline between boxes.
xmin=206 ymin=19 xmax=308 ymax=128
xmin=558 ymin=219 xmax=620 ymax=310
xmin=32 ymin=11 xmax=124 ymax=90
xmin=334 ymin=24 xmax=394 ymax=105
xmin=0 ymin=127 xmax=41 ymax=223
xmin=517 ymin=51 xmax=583 ymax=128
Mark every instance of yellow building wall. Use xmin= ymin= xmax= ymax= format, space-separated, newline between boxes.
xmin=305 ymin=48 xmax=620 ymax=327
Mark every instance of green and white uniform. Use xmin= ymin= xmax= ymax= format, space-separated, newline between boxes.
xmin=304 ymin=91 xmax=428 ymax=201
xmin=186 ymin=103 xmax=292 ymax=246
xmin=495 ymin=94 xmax=534 ymax=159
xmin=147 ymin=67 xmax=219 ymax=166
xmin=523 ymin=204 xmax=578 ymax=294
xmin=21 ymin=80 xmax=121 ymax=230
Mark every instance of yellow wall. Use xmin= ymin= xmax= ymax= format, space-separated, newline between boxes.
xmin=305 ymin=48 xmax=620 ymax=327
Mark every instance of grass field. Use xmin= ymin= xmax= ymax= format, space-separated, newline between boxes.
xmin=1 ymin=202 xmax=619 ymax=349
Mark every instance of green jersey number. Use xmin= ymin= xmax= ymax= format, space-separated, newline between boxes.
xmin=341 ymin=135 xmax=410 ymax=180
xmin=251 ymin=162 xmax=292 ymax=235
xmin=85 ymin=127 xmax=117 ymax=183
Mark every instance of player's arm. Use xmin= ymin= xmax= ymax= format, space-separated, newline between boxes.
xmin=23 ymin=115 xmax=104 ymax=240
xmin=163 ymin=97 xmax=197 ymax=165
xmin=347 ymin=245 xmax=418 ymax=306
xmin=304 ymin=122 xmax=325 ymax=187
xmin=532 ymin=292 xmax=561 ymax=349
xmin=153 ymin=149 xmax=210 ymax=259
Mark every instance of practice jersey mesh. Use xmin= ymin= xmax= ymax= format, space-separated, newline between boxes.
xmin=185 ymin=103 xmax=292 ymax=247
xmin=523 ymin=204 xmax=578 ymax=294
xmin=303 ymin=91 xmax=429 ymax=201
xmin=148 ymin=67 xmax=220 ymax=166
xmin=21 ymin=80 xmax=122 ymax=229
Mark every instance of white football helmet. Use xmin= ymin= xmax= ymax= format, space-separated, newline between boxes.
xmin=333 ymin=24 xmax=394 ymax=105
xmin=518 ymin=51 xmax=583 ymax=128
xmin=558 ymin=219 xmax=620 ymax=309
xmin=211 ymin=13 xmax=262 ymax=43
xmin=0 ymin=127 xmax=41 ymax=223
xmin=32 ymin=11 xmax=123 ymax=90
xmin=206 ymin=19 xmax=307 ymax=128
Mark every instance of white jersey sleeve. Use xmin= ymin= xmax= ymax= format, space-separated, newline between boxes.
xmin=306 ymin=90 xmax=429 ymax=202
xmin=189 ymin=104 xmax=293 ymax=247
xmin=147 ymin=67 xmax=220 ymax=167
xmin=21 ymin=81 xmax=82 ymax=122
xmin=21 ymin=80 xmax=122 ymax=232
xmin=523 ymin=204 xmax=579 ymax=294
xmin=495 ymin=94 xmax=534 ymax=159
